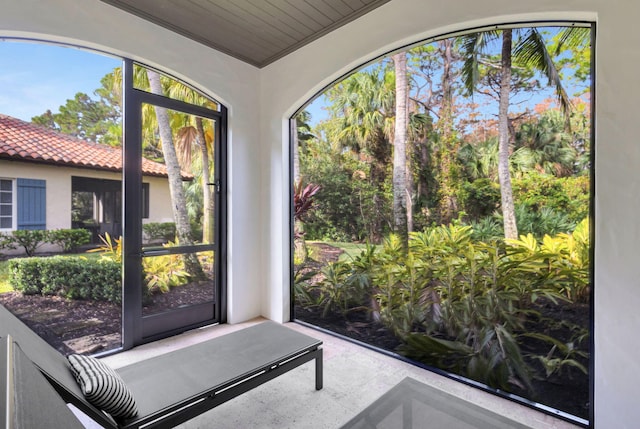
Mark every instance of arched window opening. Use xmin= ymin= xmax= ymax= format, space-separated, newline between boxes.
xmin=0 ymin=40 xmax=227 ymax=355
xmin=292 ymin=23 xmax=593 ymax=424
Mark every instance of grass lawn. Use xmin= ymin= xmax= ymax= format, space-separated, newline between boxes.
xmin=308 ymin=241 xmax=370 ymax=261
xmin=0 ymin=260 xmax=12 ymax=293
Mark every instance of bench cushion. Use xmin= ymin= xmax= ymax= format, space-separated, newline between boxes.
xmin=118 ymin=321 xmax=322 ymax=419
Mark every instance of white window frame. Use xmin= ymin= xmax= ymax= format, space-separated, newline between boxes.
xmin=0 ymin=177 xmax=17 ymax=232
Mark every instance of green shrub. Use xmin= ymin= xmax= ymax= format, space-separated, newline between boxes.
xmin=0 ymin=233 xmax=16 ymax=253
xmin=143 ymin=222 xmax=176 ymax=243
xmin=512 ymin=172 xmax=590 ymax=224
xmin=9 ymin=256 xmax=122 ymax=303
xmin=48 ymin=229 xmax=91 ymax=253
xmin=3 ymin=230 xmax=49 ymax=256
xmin=461 ymin=178 xmax=501 ymax=221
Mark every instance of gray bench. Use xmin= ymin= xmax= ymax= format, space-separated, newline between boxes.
xmin=1 ymin=304 xmax=323 ymax=428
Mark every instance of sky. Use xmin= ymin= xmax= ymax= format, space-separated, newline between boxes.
xmin=0 ymin=40 xmax=121 ymax=121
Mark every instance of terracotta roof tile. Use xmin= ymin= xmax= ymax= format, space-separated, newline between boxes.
xmin=0 ymin=114 xmax=190 ymax=179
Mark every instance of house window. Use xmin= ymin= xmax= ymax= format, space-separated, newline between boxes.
xmin=0 ymin=178 xmax=15 ymax=230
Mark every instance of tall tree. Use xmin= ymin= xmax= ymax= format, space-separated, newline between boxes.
xmin=497 ymin=29 xmax=518 ymax=239
xmin=292 ymin=110 xmax=314 ymax=183
xmin=392 ymin=52 xmax=409 ymax=248
xmin=461 ymin=27 xmax=579 ymax=239
xmin=325 ymin=67 xmax=395 ymax=242
xmin=147 ymin=70 xmax=205 ymax=280
xmin=167 ymin=82 xmax=218 ymax=244
xmin=434 ymin=39 xmax=462 ymax=224
xmin=31 ymin=74 xmax=121 ymax=145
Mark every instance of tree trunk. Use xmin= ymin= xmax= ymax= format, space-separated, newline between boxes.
xmin=392 ymin=52 xmax=409 ymax=249
xmin=147 ymin=70 xmax=205 ymax=280
xmin=292 ymin=118 xmax=301 ymax=184
xmin=196 ymin=117 xmax=214 ymax=244
xmin=437 ymin=39 xmax=459 ymax=224
xmin=498 ymin=30 xmax=519 ymax=240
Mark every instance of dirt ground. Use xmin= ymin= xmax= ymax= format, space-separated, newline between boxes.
xmin=0 ymin=281 xmax=214 ymax=355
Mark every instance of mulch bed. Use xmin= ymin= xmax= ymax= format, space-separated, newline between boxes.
xmin=0 ymin=281 xmax=214 ymax=355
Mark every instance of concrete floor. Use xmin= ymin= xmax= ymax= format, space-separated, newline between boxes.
xmin=80 ymin=319 xmax=583 ymax=429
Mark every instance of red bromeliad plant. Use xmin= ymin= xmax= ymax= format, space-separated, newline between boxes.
xmin=294 ymin=179 xmax=321 ymax=239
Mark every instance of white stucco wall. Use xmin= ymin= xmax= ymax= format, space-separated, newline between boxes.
xmin=260 ymin=0 xmax=638 ymax=427
xmin=0 ymin=0 xmax=262 ymax=324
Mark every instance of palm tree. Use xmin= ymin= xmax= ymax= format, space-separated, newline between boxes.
xmin=392 ymin=51 xmax=409 ymax=248
xmin=147 ymin=70 xmax=205 ymax=280
xmin=325 ymin=66 xmax=395 ymax=242
xmin=166 ymin=83 xmax=218 ymax=244
xmin=292 ymin=110 xmax=315 ymax=184
xmin=461 ymin=26 xmax=582 ymax=239
xmin=513 ymin=109 xmax=577 ymax=177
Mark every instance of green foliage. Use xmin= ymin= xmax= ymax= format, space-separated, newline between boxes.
xmin=523 ymin=332 xmax=588 ymax=378
xmin=311 ymin=261 xmax=366 ymax=317
xmin=9 ymin=256 xmax=121 ymax=302
xmin=31 ymin=69 xmax=122 ymax=146
xmin=469 ymin=217 xmax=503 ymax=242
xmin=2 ymin=230 xmax=49 ymax=256
xmin=512 ymin=172 xmax=590 ymax=224
xmin=293 ymin=266 xmax=316 ymax=306
xmin=303 ymin=221 xmax=589 ymax=394
xmin=301 ymin=139 xmax=391 ymax=242
xmin=89 ymin=233 xmax=189 ymax=294
xmin=307 ymin=243 xmax=376 ymax=317
xmin=513 ymin=204 xmax=576 ymax=238
xmin=143 ymin=222 xmax=177 ymax=243
xmin=143 ymin=252 xmax=190 ymax=294
xmin=460 ymin=178 xmax=501 ymax=221
xmin=48 ymin=229 xmax=91 ymax=253
xmin=88 ymin=233 xmax=122 ymax=263
xmin=505 ymin=218 xmax=590 ymax=303
xmin=0 ymin=229 xmax=91 ymax=256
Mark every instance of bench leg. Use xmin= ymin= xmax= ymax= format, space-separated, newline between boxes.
xmin=316 ymin=348 xmax=323 ymax=390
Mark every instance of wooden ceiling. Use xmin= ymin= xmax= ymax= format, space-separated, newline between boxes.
xmin=99 ymin=0 xmax=391 ymax=68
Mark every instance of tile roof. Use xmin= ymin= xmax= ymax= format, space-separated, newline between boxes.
xmin=0 ymin=114 xmax=188 ymax=179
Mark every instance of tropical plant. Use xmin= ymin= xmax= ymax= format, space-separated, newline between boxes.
xmin=88 ymin=232 xmax=122 ymax=263
xmin=311 ymin=260 xmax=364 ymax=317
xmin=524 ymin=332 xmax=588 ymax=378
xmin=506 ymin=218 xmax=590 ymax=303
xmin=143 ymin=252 xmax=190 ymax=294
xmin=143 ymin=222 xmax=177 ymax=243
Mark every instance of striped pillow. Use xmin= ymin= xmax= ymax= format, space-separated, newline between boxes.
xmin=68 ymin=354 xmax=138 ymax=420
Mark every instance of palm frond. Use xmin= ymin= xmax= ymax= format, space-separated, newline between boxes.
xmin=513 ymin=29 xmax=572 ymax=117
xmin=554 ymin=27 xmax=591 ymax=55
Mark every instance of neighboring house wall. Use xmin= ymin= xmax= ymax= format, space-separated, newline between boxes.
xmin=0 ymin=159 xmax=173 ymax=254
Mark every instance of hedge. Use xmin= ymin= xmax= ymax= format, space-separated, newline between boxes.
xmin=9 ymin=256 xmax=122 ymax=303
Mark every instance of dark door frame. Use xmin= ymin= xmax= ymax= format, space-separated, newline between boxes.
xmin=121 ymin=59 xmax=227 ymax=349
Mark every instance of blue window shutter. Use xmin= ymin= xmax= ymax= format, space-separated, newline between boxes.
xmin=17 ymin=179 xmax=46 ymax=230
